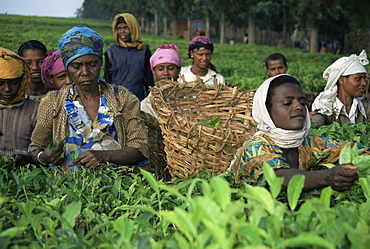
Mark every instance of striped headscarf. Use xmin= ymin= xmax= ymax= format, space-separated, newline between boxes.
xmin=0 ymin=47 xmax=30 ymax=105
xmin=58 ymin=25 xmax=104 ymax=68
xmin=312 ymin=50 xmax=369 ymax=115
xmin=112 ymin=13 xmax=148 ymax=50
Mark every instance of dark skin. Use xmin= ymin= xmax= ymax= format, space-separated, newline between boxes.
xmin=23 ymin=49 xmax=48 ymax=96
xmin=0 ymin=77 xmax=36 ymax=166
xmin=31 ymin=54 xmax=146 ymax=169
xmin=190 ymin=49 xmax=212 ymax=76
xmin=337 ymin=73 xmax=367 ymax=114
xmin=269 ymin=82 xmax=359 ymax=192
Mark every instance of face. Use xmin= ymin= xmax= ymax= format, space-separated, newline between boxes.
xmin=338 ymin=73 xmax=367 ymax=98
xmin=191 ymin=49 xmax=212 ymax=69
xmin=268 ymin=82 xmax=307 ymax=130
xmin=117 ymin=23 xmax=131 ymax=42
xmin=67 ymin=54 xmax=102 ymax=90
xmin=23 ymin=49 xmax=45 ymax=84
xmin=154 ymin=63 xmax=180 ymax=81
xmin=266 ymin=60 xmax=288 ymax=77
xmin=0 ymin=77 xmax=22 ymax=102
xmin=49 ymin=71 xmax=72 ymax=90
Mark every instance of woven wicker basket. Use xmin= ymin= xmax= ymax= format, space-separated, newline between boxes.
xmin=150 ymin=80 xmax=257 ymax=178
xmin=115 ymin=111 xmax=169 ymax=180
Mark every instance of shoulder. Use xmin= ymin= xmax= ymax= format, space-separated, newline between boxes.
xmin=180 ymin=66 xmax=192 ymax=75
xmin=247 ymin=134 xmax=277 ymax=150
xmin=305 ymin=135 xmax=343 ymax=148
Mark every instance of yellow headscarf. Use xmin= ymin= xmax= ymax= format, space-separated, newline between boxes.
xmin=0 ymin=47 xmax=30 ymax=105
xmin=112 ymin=13 xmax=148 ymax=50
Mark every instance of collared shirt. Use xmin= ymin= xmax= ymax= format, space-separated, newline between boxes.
xmin=334 ymin=97 xmax=367 ymax=124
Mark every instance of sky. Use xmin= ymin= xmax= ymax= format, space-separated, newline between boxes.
xmin=0 ymin=0 xmax=84 ymax=18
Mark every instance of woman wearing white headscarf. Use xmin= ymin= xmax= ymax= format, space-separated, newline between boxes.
xmin=311 ymin=50 xmax=369 ymax=128
xmin=230 ymin=74 xmax=367 ymax=192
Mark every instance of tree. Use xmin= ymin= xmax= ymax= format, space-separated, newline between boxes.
xmin=287 ymin=0 xmax=342 ymax=53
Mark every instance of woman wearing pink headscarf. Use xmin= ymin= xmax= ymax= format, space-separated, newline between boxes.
xmin=41 ymin=50 xmax=72 ymax=90
xmin=140 ymin=44 xmax=182 ymax=118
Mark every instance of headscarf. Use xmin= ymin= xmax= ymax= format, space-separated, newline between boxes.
xmin=312 ymin=50 xmax=369 ymax=115
xmin=0 ymin=47 xmax=30 ymax=105
xmin=41 ymin=50 xmax=66 ymax=89
xmin=252 ymin=74 xmax=311 ymax=148
xmin=112 ymin=13 xmax=148 ymax=50
xmin=186 ymin=36 xmax=214 ymax=58
xmin=58 ymin=25 xmax=104 ymax=69
xmin=149 ymin=44 xmax=182 ymax=78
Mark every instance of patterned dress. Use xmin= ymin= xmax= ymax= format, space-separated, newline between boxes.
xmin=234 ymin=134 xmax=370 ymax=181
xmin=29 ymin=81 xmax=150 ymax=172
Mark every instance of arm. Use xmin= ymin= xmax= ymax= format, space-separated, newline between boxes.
xmin=275 ymin=164 xmax=359 ymax=192
xmin=103 ymin=50 xmax=112 ymax=83
xmin=29 ymin=93 xmax=65 ymax=166
xmin=71 ymin=147 xmax=145 ymax=168
xmin=143 ymin=47 xmax=154 ymax=94
xmin=311 ymin=112 xmax=331 ymax=129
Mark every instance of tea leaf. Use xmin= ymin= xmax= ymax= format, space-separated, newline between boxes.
xmin=287 ymin=174 xmax=305 ymax=211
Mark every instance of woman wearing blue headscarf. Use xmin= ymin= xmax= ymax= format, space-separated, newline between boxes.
xmin=29 ymin=25 xmax=150 ymax=173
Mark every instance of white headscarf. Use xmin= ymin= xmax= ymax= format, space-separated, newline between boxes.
xmin=252 ymin=74 xmax=311 ymax=148
xmin=311 ymin=50 xmax=368 ymax=115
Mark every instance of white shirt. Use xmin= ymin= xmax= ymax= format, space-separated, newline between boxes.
xmin=180 ymin=66 xmax=225 ymax=85
xmin=334 ymin=97 xmax=367 ymax=123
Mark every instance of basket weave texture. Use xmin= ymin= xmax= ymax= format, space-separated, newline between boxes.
xmin=150 ymin=80 xmax=257 ymax=178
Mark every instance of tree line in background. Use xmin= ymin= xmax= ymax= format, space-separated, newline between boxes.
xmin=76 ymin=0 xmax=370 ymax=53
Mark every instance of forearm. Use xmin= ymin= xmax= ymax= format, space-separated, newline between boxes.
xmin=75 ymin=147 xmax=146 ymax=168
xmin=275 ymin=168 xmax=327 ymax=191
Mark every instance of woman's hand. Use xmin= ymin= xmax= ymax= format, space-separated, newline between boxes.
xmin=72 ymin=150 xmax=107 ymax=168
xmin=42 ymin=142 xmax=65 ymax=166
xmin=325 ymin=164 xmax=359 ymax=192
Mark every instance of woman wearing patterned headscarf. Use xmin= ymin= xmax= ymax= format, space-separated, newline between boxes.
xmin=0 ymin=47 xmax=39 ymax=166
xmin=180 ymin=36 xmax=225 ymax=85
xmin=312 ymin=50 xmax=369 ymax=128
xmin=29 ymin=25 xmax=150 ymax=173
xmin=41 ymin=50 xmax=72 ymax=90
xmin=104 ymin=13 xmax=153 ymax=101
xmin=230 ymin=74 xmax=367 ymax=192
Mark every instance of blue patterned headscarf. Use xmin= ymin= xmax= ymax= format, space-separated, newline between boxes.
xmin=58 ymin=25 xmax=104 ymax=68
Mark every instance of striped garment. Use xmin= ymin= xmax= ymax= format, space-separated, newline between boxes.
xmin=0 ymin=98 xmax=39 ymax=157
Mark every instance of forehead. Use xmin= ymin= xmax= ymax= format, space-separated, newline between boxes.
xmin=23 ymin=49 xmax=45 ymax=58
xmin=267 ymin=59 xmax=285 ymax=67
xmin=272 ymin=82 xmax=303 ymax=97
xmin=193 ymin=49 xmax=212 ymax=54
xmin=71 ymin=54 xmax=101 ymax=63
xmin=117 ymin=23 xmax=128 ymax=28
xmin=155 ymin=63 xmax=178 ymax=68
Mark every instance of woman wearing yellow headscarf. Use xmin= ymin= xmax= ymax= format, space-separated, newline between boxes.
xmin=0 ymin=47 xmax=39 ymax=166
xmin=104 ymin=13 xmax=154 ymax=101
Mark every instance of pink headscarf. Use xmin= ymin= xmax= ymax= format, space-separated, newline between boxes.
xmin=41 ymin=50 xmax=66 ymax=89
xmin=149 ymin=44 xmax=182 ymax=78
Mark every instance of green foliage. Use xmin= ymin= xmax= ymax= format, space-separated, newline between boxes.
xmin=1 ymin=14 xmax=354 ymax=93
xmin=1 ymin=14 xmax=370 ymax=248
xmin=309 ymin=122 xmax=370 ymax=147
xmin=199 ymin=116 xmax=224 ymax=128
